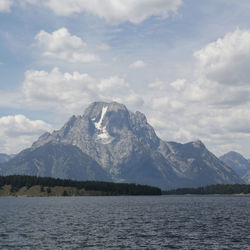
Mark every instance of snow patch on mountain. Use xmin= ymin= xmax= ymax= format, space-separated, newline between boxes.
xmin=94 ymin=106 xmax=108 ymax=130
xmin=93 ymin=106 xmax=114 ymax=144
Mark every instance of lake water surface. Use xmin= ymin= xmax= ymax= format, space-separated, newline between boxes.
xmin=0 ymin=196 xmax=250 ymax=249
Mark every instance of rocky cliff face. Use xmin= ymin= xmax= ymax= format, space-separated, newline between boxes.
xmin=220 ymin=151 xmax=250 ymax=184
xmin=27 ymin=101 xmax=243 ymax=189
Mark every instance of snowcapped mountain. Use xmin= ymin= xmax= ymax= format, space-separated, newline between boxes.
xmin=0 ymin=101 xmax=244 ymax=189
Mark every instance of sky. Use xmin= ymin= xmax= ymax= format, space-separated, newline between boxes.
xmin=1 ymin=0 xmax=250 ymax=158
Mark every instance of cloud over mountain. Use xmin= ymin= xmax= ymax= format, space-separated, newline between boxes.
xmin=22 ymin=67 xmax=143 ymax=114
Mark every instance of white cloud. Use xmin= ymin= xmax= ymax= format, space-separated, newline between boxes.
xmin=35 ymin=28 xmax=99 ymax=63
xmin=129 ymin=60 xmax=147 ymax=69
xmin=194 ymin=29 xmax=250 ymax=86
xmin=42 ymin=0 xmax=182 ymax=24
xmin=190 ymin=29 xmax=250 ymax=108
xmin=143 ymin=71 xmax=250 ymax=158
xmin=22 ymin=67 xmax=96 ymax=113
xmin=0 ymin=0 xmax=13 ymax=12
xmin=98 ymin=76 xmax=143 ymax=106
xmin=21 ymin=67 xmax=143 ymax=114
xmin=0 ymin=115 xmax=52 ymax=154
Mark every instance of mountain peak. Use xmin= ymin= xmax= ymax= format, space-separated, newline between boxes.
xmin=222 ymin=151 xmax=244 ymax=158
xmin=191 ymin=140 xmax=205 ymax=148
xmin=83 ymin=101 xmax=127 ymax=118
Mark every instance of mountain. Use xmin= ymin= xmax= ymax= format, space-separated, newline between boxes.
xmin=159 ymin=141 xmax=242 ymax=187
xmin=0 ymin=101 xmax=243 ymax=189
xmin=220 ymin=151 xmax=250 ymax=184
xmin=31 ymin=102 xmax=182 ymax=188
xmin=0 ymin=143 xmax=110 ymax=182
xmin=0 ymin=154 xmax=11 ymax=163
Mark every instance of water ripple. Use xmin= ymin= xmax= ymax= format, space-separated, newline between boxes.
xmin=0 ymin=196 xmax=250 ymax=249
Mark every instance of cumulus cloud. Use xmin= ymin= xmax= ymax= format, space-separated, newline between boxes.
xmin=41 ymin=0 xmax=182 ymax=24
xmin=129 ymin=60 xmax=147 ymax=69
xmin=35 ymin=28 xmax=99 ymax=63
xmin=144 ymin=71 xmax=250 ymax=158
xmin=194 ymin=29 xmax=250 ymax=86
xmin=0 ymin=0 xmax=13 ymax=12
xmin=0 ymin=115 xmax=52 ymax=154
xmin=190 ymin=29 xmax=250 ymax=109
xmin=21 ymin=67 xmax=143 ymax=114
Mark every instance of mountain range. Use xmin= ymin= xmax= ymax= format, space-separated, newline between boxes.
xmin=0 ymin=101 xmax=244 ymax=189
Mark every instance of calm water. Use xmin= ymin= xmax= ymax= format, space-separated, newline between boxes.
xmin=0 ymin=196 xmax=250 ymax=249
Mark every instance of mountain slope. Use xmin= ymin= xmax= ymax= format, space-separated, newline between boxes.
xmin=160 ymin=141 xmax=243 ymax=187
xmin=0 ymin=143 xmax=110 ymax=182
xmin=28 ymin=101 xmax=243 ymax=189
xmin=220 ymin=151 xmax=250 ymax=184
xmin=0 ymin=154 xmax=11 ymax=163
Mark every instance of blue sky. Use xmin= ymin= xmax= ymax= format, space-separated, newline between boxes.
xmin=1 ymin=0 xmax=250 ymax=158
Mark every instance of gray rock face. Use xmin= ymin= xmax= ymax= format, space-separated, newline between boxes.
xmin=30 ymin=101 xmax=243 ymax=189
xmin=159 ymin=141 xmax=243 ymax=187
xmin=32 ymin=102 xmax=177 ymax=188
xmin=220 ymin=151 xmax=250 ymax=184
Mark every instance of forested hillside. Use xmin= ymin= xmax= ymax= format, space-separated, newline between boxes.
xmin=0 ymin=175 xmax=162 ymax=196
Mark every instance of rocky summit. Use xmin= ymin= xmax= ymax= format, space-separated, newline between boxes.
xmin=0 ymin=101 xmax=244 ymax=189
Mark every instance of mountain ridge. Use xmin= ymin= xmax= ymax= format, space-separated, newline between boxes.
xmin=220 ymin=151 xmax=250 ymax=184
xmin=0 ymin=101 xmax=244 ymax=189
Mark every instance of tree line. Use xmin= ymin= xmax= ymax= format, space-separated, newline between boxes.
xmin=163 ymin=184 xmax=250 ymax=195
xmin=0 ymin=175 xmax=161 ymax=195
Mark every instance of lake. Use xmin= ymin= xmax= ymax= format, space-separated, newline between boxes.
xmin=0 ymin=196 xmax=250 ymax=249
